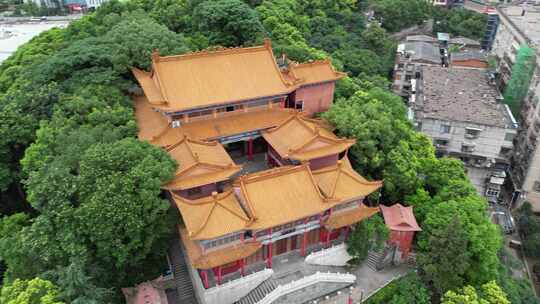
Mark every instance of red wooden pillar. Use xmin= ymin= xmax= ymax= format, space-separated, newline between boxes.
xmin=216 ymin=266 xmax=222 ymax=285
xmin=326 ymin=229 xmax=332 ymax=248
xmin=201 ymin=270 xmax=209 ymax=289
xmin=301 ymin=218 xmax=308 ymax=256
xmin=267 ymin=243 xmax=273 ymax=268
xmin=247 ymin=138 xmax=254 ymax=160
xmin=240 ymin=258 xmax=246 ymax=276
xmin=266 ymin=228 xmax=273 ymax=268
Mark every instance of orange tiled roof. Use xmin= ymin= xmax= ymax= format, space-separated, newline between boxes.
xmin=380 ymin=204 xmax=422 ymax=232
xmin=179 ymin=227 xmax=261 ymax=269
xmin=287 ymin=59 xmax=346 ymax=85
xmin=163 ymin=137 xmax=241 ymax=190
xmin=134 ymin=96 xmax=170 ymax=143
xmin=236 ymin=164 xmax=339 ymax=230
xmin=172 ymin=191 xmax=250 ymax=240
xmin=262 ymin=114 xmax=355 ymax=161
xmin=324 ymin=205 xmax=380 ymax=230
xmin=149 ymin=107 xmax=297 ymax=146
xmin=312 ymin=156 xmax=383 ymax=201
xmin=133 ymin=39 xmax=296 ymax=113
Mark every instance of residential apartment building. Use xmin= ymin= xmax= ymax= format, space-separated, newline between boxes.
xmin=413 ymin=66 xmax=518 ymax=197
xmin=491 ymin=4 xmax=540 ymax=208
xmin=132 ymin=40 xmax=385 ymax=304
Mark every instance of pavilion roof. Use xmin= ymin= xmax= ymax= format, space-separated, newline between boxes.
xmin=380 ymin=204 xmax=422 ymax=232
xmin=312 ymin=156 xmax=382 ymax=201
xmin=140 ymin=107 xmax=297 ymax=147
xmin=172 ymin=191 xmax=250 ymax=240
xmin=262 ymin=114 xmax=355 ymax=161
xmin=132 ymin=39 xmax=295 ymax=113
xmin=324 ymin=204 xmax=380 ymax=230
xmin=179 ymin=227 xmax=261 ymax=269
xmin=235 ymin=164 xmax=340 ymax=230
xmin=163 ymin=137 xmax=241 ymax=190
xmin=134 ymin=96 xmax=170 ymax=143
xmin=286 ymin=59 xmax=346 ymax=85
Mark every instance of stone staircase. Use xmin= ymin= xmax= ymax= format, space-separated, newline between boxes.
xmin=237 ymin=278 xmax=278 ymax=304
xmin=168 ymin=239 xmax=198 ymax=304
xmin=366 ymin=250 xmax=383 ymax=271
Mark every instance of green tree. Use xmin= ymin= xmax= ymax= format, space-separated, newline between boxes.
xmin=418 ymin=216 xmax=470 ymax=295
xmin=441 ymin=281 xmax=510 ymax=304
xmin=0 ymin=278 xmax=64 ymax=304
xmin=371 ymin=0 xmax=431 ymax=33
xmin=504 ymin=45 xmax=536 ymax=116
xmin=418 ymin=197 xmax=502 ymax=293
xmin=192 ymin=0 xmax=265 ymax=46
xmin=347 ymin=215 xmax=389 ymax=263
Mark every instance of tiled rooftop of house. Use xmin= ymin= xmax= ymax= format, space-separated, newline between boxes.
xmin=419 ymin=66 xmax=514 ymax=128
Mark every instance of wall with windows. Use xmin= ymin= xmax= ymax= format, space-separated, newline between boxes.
xmin=418 ymin=117 xmax=516 ymax=165
xmin=295 ymin=82 xmax=336 ymax=116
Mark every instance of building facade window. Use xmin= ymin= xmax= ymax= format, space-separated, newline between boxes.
xmin=440 ymin=124 xmax=451 ymax=134
xmin=187 ymin=187 xmax=202 ymax=196
xmin=434 ymin=139 xmax=449 ymax=147
xmin=461 ymin=144 xmax=475 ymax=153
xmin=534 ymin=181 xmax=540 ymax=192
xmin=295 ymin=101 xmax=304 ymax=111
xmin=465 ymin=128 xmax=481 ymax=139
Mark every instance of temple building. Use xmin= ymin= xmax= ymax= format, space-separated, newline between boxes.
xmin=133 ymin=39 xmax=383 ymax=304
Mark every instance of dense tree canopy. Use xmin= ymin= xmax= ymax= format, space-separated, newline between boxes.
xmin=441 ymin=281 xmax=510 ymax=304
xmin=347 ymin=214 xmax=389 ymax=263
xmin=0 ymin=278 xmax=64 ymax=304
xmin=0 ymin=0 xmax=527 ymax=303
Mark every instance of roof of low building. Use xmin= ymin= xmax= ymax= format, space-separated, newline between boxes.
xmin=312 ymin=156 xmax=382 ymax=201
xmin=286 ymin=60 xmax=346 ymax=85
xmin=172 ymin=190 xmax=250 ymax=240
xmin=163 ymin=137 xmax=241 ymax=190
xmin=380 ymin=203 xmax=421 ymax=232
xmin=262 ymin=114 xmax=355 ymax=161
xmin=451 ymin=50 xmax=487 ymax=62
xmin=449 ymin=36 xmax=481 ymax=47
xmin=324 ymin=205 xmax=380 ymax=230
xmin=122 ymin=278 xmax=168 ymax=304
xmin=236 ymin=164 xmax=339 ymax=230
xmin=179 ymin=227 xmax=261 ymax=269
xmin=419 ymin=66 xmax=514 ymax=128
xmin=406 ymin=35 xmax=437 ymax=43
xmin=401 ymin=41 xmax=441 ymax=64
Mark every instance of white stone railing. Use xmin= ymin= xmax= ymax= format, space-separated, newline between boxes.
xmin=305 ymin=243 xmax=353 ymax=267
xmin=257 ymin=271 xmax=356 ymax=304
xmin=204 ymin=268 xmax=274 ymax=304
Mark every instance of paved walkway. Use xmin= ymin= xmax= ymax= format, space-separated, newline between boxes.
xmin=315 ymin=263 xmax=412 ymax=304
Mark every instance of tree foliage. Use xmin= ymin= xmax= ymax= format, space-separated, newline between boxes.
xmin=432 ymin=7 xmax=487 ymax=40
xmin=0 ymin=278 xmax=64 ymax=304
xmin=347 ymin=214 xmax=389 ymax=263
xmin=441 ymin=281 xmax=510 ymax=304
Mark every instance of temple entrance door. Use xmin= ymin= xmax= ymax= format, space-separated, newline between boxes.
xmin=276 ymin=238 xmax=288 ymax=255
xmin=290 ymin=235 xmax=298 ymax=251
xmin=285 ymin=92 xmax=296 ymax=108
